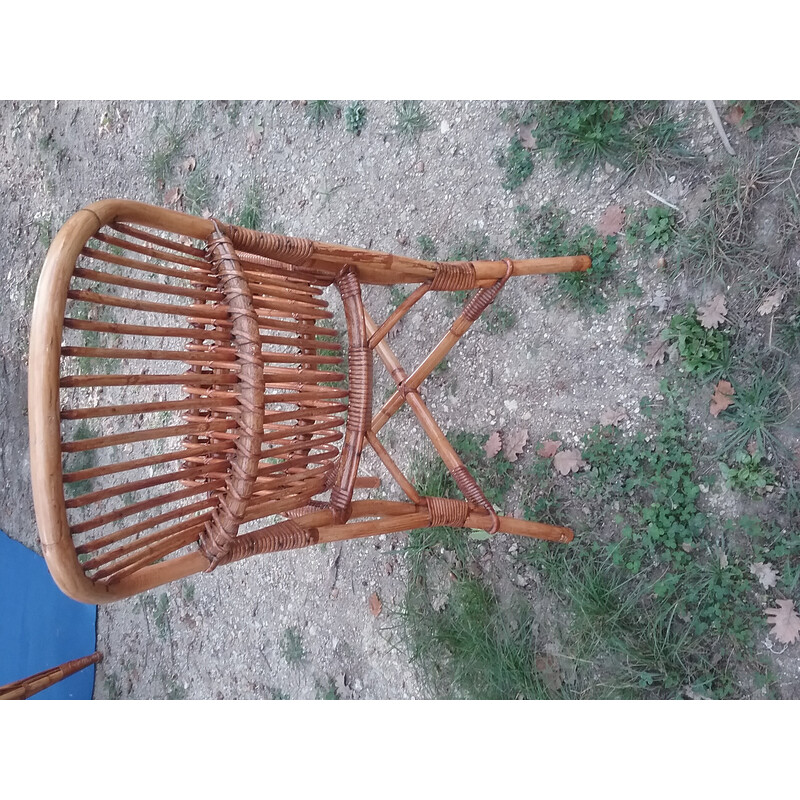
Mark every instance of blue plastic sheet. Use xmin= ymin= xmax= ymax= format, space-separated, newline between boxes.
xmin=0 ymin=530 xmax=97 ymax=699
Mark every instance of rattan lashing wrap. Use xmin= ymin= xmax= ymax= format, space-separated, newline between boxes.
xmin=200 ymin=226 xmax=265 ymax=568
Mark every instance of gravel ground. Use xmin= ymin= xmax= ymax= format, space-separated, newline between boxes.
xmin=2 ymin=99 xmax=778 ymax=699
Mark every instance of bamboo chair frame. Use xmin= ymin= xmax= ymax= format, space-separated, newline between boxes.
xmin=29 ymin=199 xmax=590 ymax=604
xmin=0 ymin=652 xmax=102 ymax=699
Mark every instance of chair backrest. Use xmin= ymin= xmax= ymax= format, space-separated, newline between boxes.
xmin=29 ymin=200 xmax=356 ymax=602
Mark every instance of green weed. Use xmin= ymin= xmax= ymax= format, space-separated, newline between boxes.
xmin=237 ymin=182 xmax=263 ymax=230
xmin=393 ymin=101 xmax=431 ymax=143
xmin=146 ymin=122 xmax=189 ymax=190
xmin=496 ymin=137 xmax=534 ymax=191
xmin=344 ymin=101 xmax=367 ymax=135
xmin=280 ymin=627 xmax=305 ymax=664
xmin=720 ymin=450 xmax=778 ymax=495
xmin=664 ymin=311 xmax=732 ymax=381
xmin=627 ymin=206 xmax=678 ymax=252
xmin=417 ymin=234 xmax=437 ymax=260
xmin=184 ymin=166 xmax=212 ymax=215
xmin=529 ymin=101 xmax=687 ymax=176
xmin=305 ymin=100 xmax=339 ymax=127
xmin=402 ymin=577 xmax=553 ymax=699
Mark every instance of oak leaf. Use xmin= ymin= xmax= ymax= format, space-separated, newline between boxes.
xmin=596 ymin=205 xmax=625 ymax=237
xmin=484 ymin=431 xmax=502 ymax=459
xmin=710 ymin=380 xmax=735 ymax=417
xmin=599 ymin=406 xmax=627 ymax=427
xmin=644 ymin=336 xmax=668 ymax=367
xmin=697 ymin=294 xmax=728 ymax=329
xmin=246 ymin=116 xmax=264 ymax=154
xmin=765 ymin=599 xmax=800 ymax=644
xmin=725 ymin=104 xmax=753 ymax=132
xmin=503 ymin=428 xmax=529 ymax=462
xmin=368 ymin=592 xmax=382 ymax=617
xmin=750 ymin=562 xmax=779 ymax=590
xmin=757 ymin=289 xmax=785 ymax=316
xmin=553 ymin=449 xmax=586 ymax=476
xmin=537 ymin=439 xmax=561 ymax=458
xmin=163 ymin=186 xmax=182 ymax=207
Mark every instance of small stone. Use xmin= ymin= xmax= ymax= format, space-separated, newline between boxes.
xmin=415 ymin=160 xmax=425 ymax=173
xmin=440 ymin=120 xmax=450 ymax=134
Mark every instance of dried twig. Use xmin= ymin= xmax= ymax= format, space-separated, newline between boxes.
xmin=704 ymin=100 xmax=735 ymax=156
xmin=645 ymin=190 xmax=681 ymax=213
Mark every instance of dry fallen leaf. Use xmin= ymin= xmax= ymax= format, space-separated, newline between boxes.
xmin=503 ymin=428 xmax=529 ymax=462
xmin=757 ymin=288 xmax=786 ymax=316
xmin=697 ymin=294 xmax=728 ymax=329
xmin=599 ymin=406 xmax=627 ymax=427
xmin=725 ymin=103 xmax=753 ymax=132
xmin=747 ymin=439 xmax=759 ymax=456
xmin=163 ymin=186 xmax=182 ymax=207
xmin=710 ymin=379 xmax=735 ymax=417
xmin=750 ymin=562 xmax=779 ymax=590
xmin=484 ymin=431 xmax=502 ymax=459
xmin=553 ymin=449 xmax=586 ymax=476
xmin=368 ymin=592 xmax=382 ymax=617
xmin=519 ymin=124 xmax=537 ymax=150
xmin=246 ymin=116 xmax=264 ymax=154
xmin=596 ymin=204 xmax=626 ymax=237
xmin=765 ymin=599 xmax=800 ymax=644
xmin=535 ymin=654 xmax=562 ymax=693
xmin=181 ymin=155 xmax=196 ymax=173
xmin=537 ymin=439 xmax=561 ymax=458
xmin=644 ymin=336 xmax=668 ymax=367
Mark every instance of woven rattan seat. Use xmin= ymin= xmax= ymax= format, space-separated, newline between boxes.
xmin=29 ymin=199 xmax=590 ymax=603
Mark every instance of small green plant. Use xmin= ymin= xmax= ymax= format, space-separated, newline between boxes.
xmin=417 ymin=234 xmax=437 ymax=260
xmin=225 ymin=100 xmax=243 ymax=125
xmin=305 ymin=100 xmax=339 ymax=127
xmin=402 ymin=577 xmax=553 ymax=699
xmin=530 ymin=101 xmax=687 ymax=176
xmin=237 ymin=183 xmax=263 ymax=230
xmin=393 ymin=101 xmax=431 ymax=143
xmin=104 ymin=672 xmax=122 ymax=700
xmin=34 ymin=216 xmax=53 ymax=249
xmin=182 ymin=581 xmax=195 ymax=602
xmin=388 ymin=285 xmax=409 ymax=313
xmin=496 ymin=137 xmax=534 ymax=191
xmin=483 ymin=304 xmax=516 ymax=334
xmin=316 ymin=678 xmax=340 ymax=700
xmin=721 ymin=369 xmax=790 ymax=457
xmin=154 ymin=593 xmax=170 ymax=641
xmin=184 ymin=166 xmax=212 ymax=215
xmin=664 ymin=311 xmax=731 ymax=381
xmin=165 ymin=681 xmax=187 ymax=700
xmin=639 ymin=206 xmax=677 ymax=251
xmin=146 ymin=122 xmax=189 ymax=190
xmin=344 ymin=101 xmax=367 ymax=135
xmin=280 ymin=626 xmax=305 ymax=664
xmin=720 ymin=450 xmax=778 ymax=495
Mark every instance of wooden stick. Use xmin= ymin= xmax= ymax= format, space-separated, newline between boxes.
xmin=367 ymin=283 xmax=430 ymax=348
xmin=74 ymin=263 xmax=218 ymax=301
xmin=110 ymin=221 xmax=206 ymax=258
xmin=75 ymin=499 xmax=218 ymax=555
xmin=61 ymin=397 xmax=235 ymax=420
xmin=62 ymin=419 xmax=236 ymax=453
xmin=81 ymin=246 xmax=217 ymax=287
xmin=93 ymin=230 xmax=210 ymax=271
xmin=63 ymin=442 xmax=233 ymax=483
xmin=0 ymin=652 xmax=103 ymax=700
xmin=704 ymin=100 xmax=736 ymax=156
xmin=70 ymin=479 xmax=225 ymax=535
xmin=365 ymin=430 xmax=420 ymax=503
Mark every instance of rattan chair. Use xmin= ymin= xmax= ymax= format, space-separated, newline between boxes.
xmin=0 ymin=652 xmax=102 ymax=699
xmin=29 ymin=199 xmax=590 ymax=604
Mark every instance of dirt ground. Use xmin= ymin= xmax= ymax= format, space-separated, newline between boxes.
xmin=1 ymin=99 xmax=796 ymax=699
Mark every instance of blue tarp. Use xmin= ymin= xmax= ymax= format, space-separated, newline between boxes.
xmin=0 ymin=530 xmax=97 ymax=699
